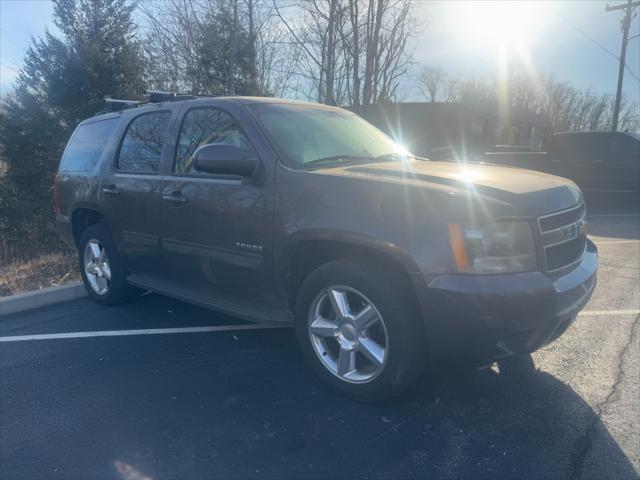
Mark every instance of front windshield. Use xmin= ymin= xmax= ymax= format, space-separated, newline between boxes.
xmin=250 ymin=103 xmax=411 ymax=168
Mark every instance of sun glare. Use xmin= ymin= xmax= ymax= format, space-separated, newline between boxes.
xmin=453 ymin=1 xmax=542 ymax=55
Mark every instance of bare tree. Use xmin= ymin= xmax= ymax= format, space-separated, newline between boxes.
xmin=139 ymin=0 xmax=293 ymax=96
xmin=417 ymin=66 xmax=446 ymax=102
xmin=274 ymin=0 xmax=416 ymax=106
xmin=273 ymin=0 xmax=346 ymax=103
xmin=588 ymin=95 xmax=608 ymax=131
xmin=359 ymin=0 xmax=415 ymax=105
xmin=618 ymin=97 xmax=640 ymax=132
xmin=436 ymin=67 xmax=640 ymax=146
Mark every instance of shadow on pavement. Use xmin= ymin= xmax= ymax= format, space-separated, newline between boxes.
xmin=3 ymin=327 xmax=636 ymax=479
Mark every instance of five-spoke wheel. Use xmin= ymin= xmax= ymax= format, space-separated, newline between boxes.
xmin=295 ymin=259 xmax=425 ymax=402
xmin=79 ymin=223 xmax=140 ymax=304
xmin=308 ymin=286 xmax=388 ymax=383
xmin=83 ymin=239 xmax=111 ymax=295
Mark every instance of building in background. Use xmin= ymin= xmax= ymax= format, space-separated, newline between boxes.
xmin=356 ymin=97 xmax=546 ymax=160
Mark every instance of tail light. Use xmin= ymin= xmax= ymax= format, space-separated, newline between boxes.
xmin=53 ymin=173 xmax=60 ymax=216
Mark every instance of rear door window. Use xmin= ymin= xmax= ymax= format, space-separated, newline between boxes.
xmin=59 ymin=118 xmax=119 ymax=172
xmin=117 ymin=111 xmax=171 ymax=173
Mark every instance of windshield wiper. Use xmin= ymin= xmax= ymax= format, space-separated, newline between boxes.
xmin=374 ymin=152 xmax=408 ymax=161
xmin=304 ymin=153 xmax=408 ymax=169
xmin=304 ymin=155 xmax=374 ymax=167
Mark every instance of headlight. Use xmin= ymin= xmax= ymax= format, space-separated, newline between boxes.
xmin=447 ymin=221 xmax=537 ymax=274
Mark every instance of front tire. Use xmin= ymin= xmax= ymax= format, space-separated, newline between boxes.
xmin=79 ymin=224 xmax=139 ymax=304
xmin=294 ymin=259 xmax=426 ymax=402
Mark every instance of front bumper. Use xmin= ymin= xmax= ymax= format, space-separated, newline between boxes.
xmin=421 ymin=239 xmax=598 ymax=363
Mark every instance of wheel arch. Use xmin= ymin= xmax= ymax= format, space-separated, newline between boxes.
xmin=71 ymin=206 xmax=105 ymax=248
xmin=279 ymin=230 xmax=424 ymax=308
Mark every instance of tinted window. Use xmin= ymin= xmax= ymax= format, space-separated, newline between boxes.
xmin=60 ymin=118 xmax=119 ymax=172
xmin=117 ymin=112 xmax=171 ymax=173
xmin=174 ymin=108 xmax=256 ymax=175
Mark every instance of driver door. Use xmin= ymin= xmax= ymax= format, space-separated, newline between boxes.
xmin=158 ymin=106 xmax=281 ymax=314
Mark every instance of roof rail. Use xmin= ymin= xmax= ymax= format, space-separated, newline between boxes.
xmin=103 ymin=98 xmax=143 ymax=112
xmin=146 ymin=90 xmax=199 ymax=103
xmin=99 ymin=91 xmax=207 ymax=116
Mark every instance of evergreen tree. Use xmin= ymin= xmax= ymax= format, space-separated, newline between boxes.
xmin=142 ymin=0 xmax=262 ymax=97
xmin=198 ymin=5 xmax=259 ymax=96
xmin=0 ymin=0 xmax=145 ymax=261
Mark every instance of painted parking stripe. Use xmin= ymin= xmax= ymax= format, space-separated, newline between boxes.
xmin=0 ymin=323 xmax=289 ymax=343
xmin=594 ymin=240 xmax=640 ymax=244
xmin=578 ymin=310 xmax=640 ymax=316
xmin=587 ymin=213 xmax=640 ymax=218
xmin=2 ymin=310 xmax=638 ymax=344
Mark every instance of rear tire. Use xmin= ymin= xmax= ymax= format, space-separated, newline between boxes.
xmin=79 ymin=224 xmax=140 ymax=305
xmin=294 ymin=258 xmax=426 ymax=402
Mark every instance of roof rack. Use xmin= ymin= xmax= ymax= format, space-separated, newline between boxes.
xmin=100 ymin=91 xmax=203 ymax=115
xmin=146 ymin=90 xmax=200 ymax=103
xmin=103 ymin=98 xmax=143 ymax=112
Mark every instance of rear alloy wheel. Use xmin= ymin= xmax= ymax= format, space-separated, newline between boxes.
xmin=83 ymin=239 xmax=112 ymax=296
xmin=295 ymin=259 xmax=426 ymax=402
xmin=79 ymin=223 xmax=140 ymax=304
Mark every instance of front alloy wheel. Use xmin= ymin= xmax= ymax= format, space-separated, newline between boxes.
xmin=308 ymin=286 xmax=389 ymax=383
xmin=83 ymin=239 xmax=111 ymax=295
xmin=295 ymin=259 xmax=426 ymax=401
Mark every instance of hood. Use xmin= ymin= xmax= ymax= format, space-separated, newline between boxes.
xmin=316 ymin=159 xmax=583 ymax=219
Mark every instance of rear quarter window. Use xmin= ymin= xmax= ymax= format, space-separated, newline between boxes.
xmin=117 ymin=111 xmax=171 ymax=173
xmin=59 ymin=118 xmax=119 ymax=172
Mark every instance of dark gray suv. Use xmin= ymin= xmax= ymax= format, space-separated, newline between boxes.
xmin=55 ymin=95 xmax=598 ymax=401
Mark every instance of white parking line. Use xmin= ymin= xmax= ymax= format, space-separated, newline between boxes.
xmin=2 ymin=310 xmax=638 ymax=344
xmin=588 ymin=213 xmax=640 ymax=218
xmin=594 ymin=240 xmax=640 ymax=244
xmin=0 ymin=323 xmax=289 ymax=343
xmin=578 ymin=310 xmax=640 ymax=316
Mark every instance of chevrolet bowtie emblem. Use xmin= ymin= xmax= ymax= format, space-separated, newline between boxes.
xmin=577 ymin=219 xmax=587 ymax=235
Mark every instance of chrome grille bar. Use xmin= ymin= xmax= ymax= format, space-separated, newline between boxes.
xmin=538 ymin=204 xmax=587 ymax=273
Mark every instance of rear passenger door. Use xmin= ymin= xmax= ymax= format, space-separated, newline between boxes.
xmin=158 ymin=105 xmax=280 ymax=315
xmin=100 ymin=108 xmax=178 ymax=277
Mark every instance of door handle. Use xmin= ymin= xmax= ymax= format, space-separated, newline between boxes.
xmin=162 ymin=193 xmax=188 ymax=204
xmin=102 ymin=185 xmax=120 ymax=195
xmin=593 ymin=159 xmax=604 ymax=164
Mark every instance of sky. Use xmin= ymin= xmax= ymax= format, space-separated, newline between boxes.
xmin=1 ymin=0 xmax=639 ymax=99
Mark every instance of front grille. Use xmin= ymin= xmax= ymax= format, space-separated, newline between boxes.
xmin=538 ymin=204 xmax=587 ymax=273
xmin=539 ymin=203 xmax=585 ymax=231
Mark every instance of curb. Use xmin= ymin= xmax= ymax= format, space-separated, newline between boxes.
xmin=0 ymin=283 xmax=87 ymax=317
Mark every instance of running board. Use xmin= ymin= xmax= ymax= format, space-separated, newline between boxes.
xmin=127 ymin=274 xmax=293 ymax=325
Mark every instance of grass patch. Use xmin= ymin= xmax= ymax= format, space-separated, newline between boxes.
xmin=0 ymin=252 xmax=80 ymax=297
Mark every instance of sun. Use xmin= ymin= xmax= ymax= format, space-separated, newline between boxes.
xmin=452 ymin=1 xmax=542 ymax=55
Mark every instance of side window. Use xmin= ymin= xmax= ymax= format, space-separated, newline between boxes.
xmin=117 ymin=111 xmax=171 ymax=173
xmin=60 ymin=118 xmax=119 ymax=172
xmin=174 ymin=107 xmax=256 ymax=175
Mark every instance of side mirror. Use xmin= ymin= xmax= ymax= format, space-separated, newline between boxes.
xmin=193 ymin=144 xmax=257 ymax=177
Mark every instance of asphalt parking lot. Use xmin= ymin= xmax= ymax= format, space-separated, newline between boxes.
xmin=1 ymin=193 xmax=639 ymax=480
